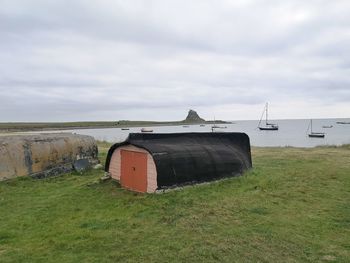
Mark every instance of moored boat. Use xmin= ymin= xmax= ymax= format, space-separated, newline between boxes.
xmin=211 ymin=125 xmax=227 ymax=131
xmin=258 ymin=103 xmax=279 ymax=131
xmin=211 ymin=117 xmax=227 ymax=131
xmin=141 ymin=128 xmax=153 ymax=133
xmin=308 ymin=119 xmax=325 ymax=138
xmin=259 ymin=126 xmax=278 ymax=131
xmin=336 ymin=121 xmax=350 ymax=124
xmin=309 ymin=132 xmax=325 ymax=138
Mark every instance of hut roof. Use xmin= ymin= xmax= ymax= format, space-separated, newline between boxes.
xmin=105 ymin=132 xmax=252 ymax=188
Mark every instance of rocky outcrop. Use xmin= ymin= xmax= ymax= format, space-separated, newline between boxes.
xmin=0 ymin=133 xmax=98 ymax=180
xmin=184 ymin=109 xmax=205 ymax=123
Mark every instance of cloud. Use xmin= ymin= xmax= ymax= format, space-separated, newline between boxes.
xmin=0 ymin=0 xmax=350 ymax=121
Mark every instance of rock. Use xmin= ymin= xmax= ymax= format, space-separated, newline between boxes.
xmin=100 ymin=173 xmax=111 ymax=182
xmin=93 ymin=164 xmax=103 ymax=170
xmin=73 ymin=159 xmax=91 ymax=173
xmin=184 ymin=109 xmax=205 ymax=123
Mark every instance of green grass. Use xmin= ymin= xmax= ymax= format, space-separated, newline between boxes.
xmin=0 ymin=144 xmax=349 ymax=262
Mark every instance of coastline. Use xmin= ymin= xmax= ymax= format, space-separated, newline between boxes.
xmin=0 ymin=120 xmax=229 ymax=133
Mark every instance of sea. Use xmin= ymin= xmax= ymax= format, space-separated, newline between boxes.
xmin=43 ymin=118 xmax=350 ymax=148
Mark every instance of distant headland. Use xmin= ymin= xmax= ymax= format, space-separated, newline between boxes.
xmin=0 ymin=109 xmax=228 ymax=132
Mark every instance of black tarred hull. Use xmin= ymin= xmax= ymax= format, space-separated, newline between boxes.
xmin=259 ymin=127 xmax=278 ymax=131
xmin=308 ymin=133 xmax=325 ymax=138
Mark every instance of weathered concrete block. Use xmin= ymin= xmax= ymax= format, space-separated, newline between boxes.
xmin=0 ymin=133 xmax=98 ymax=180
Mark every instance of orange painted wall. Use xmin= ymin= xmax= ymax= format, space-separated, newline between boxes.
xmin=120 ymin=150 xmax=147 ymax=193
xmin=108 ymin=145 xmax=157 ymax=193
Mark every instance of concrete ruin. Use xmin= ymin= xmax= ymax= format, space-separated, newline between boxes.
xmin=0 ymin=133 xmax=98 ymax=181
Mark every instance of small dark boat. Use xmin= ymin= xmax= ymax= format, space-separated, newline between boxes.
xmin=259 ymin=126 xmax=278 ymax=131
xmin=200 ymin=124 xmax=205 ymax=127
xmin=121 ymin=128 xmax=130 ymax=130
xmin=183 ymin=125 xmax=190 ymax=128
xmin=336 ymin=121 xmax=350 ymax=124
xmin=258 ymin=103 xmax=279 ymax=131
xmin=322 ymin=125 xmax=333 ymax=128
xmin=308 ymin=120 xmax=325 ymax=138
xmin=309 ymin=133 xmax=325 ymax=138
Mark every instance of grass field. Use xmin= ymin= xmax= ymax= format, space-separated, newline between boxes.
xmin=0 ymin=143 xmax=349 ymax=262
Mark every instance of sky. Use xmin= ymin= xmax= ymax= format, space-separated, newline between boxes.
xmin=1 ymin=0 xmax=350 ymax=122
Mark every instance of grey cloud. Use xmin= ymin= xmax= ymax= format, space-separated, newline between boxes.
xmin=1 ymin=0 xmax=350 ymax=121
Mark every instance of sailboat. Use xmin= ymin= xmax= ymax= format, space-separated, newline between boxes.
xmin=308 ymin=119 xmax=325 ymax=138
xmin=258 ymin=103 xmax=279 ymax=130
xmin=211 ymin=117 xmax=227 ymax=131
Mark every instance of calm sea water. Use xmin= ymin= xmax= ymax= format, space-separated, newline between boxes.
xmin=48 ymin=118 xmax=350 ymax=147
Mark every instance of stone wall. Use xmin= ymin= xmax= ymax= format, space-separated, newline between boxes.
xmin=0 ymin=133 xmax=98 ymax=180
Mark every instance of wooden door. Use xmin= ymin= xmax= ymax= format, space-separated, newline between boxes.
xmin=120 ymin=150 xmax=148 ymax=192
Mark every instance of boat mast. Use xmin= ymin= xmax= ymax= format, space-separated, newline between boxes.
xmin=310 ymin=119 xmax=313 ymax=133
xmin=266 ymin=102 xmax=268 ymax=125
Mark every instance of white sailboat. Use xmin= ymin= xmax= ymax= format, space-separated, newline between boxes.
xmin=258 ymin=103 xmax=279 ymax=130
xmin=308 ymin=119 xmax=325 ymax=138
xmin=211 ymin=117 xmax=226 ymax=131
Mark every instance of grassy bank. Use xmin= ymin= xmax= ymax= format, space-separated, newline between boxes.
xmin=0 ymin=144 xmax=349 ymax=262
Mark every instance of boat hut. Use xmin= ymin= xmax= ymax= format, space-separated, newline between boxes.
xmin=0 ymin=133 xmax=98 ymax=181
xmin=105 ymin=132 xmax=252 ymax=193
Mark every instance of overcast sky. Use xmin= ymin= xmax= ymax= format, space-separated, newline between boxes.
xmin=1 ymin=0 xmax=350 ymax=122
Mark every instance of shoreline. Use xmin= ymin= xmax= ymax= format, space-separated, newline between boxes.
xmin=0 ymin=121 xmax=229 ymax=133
